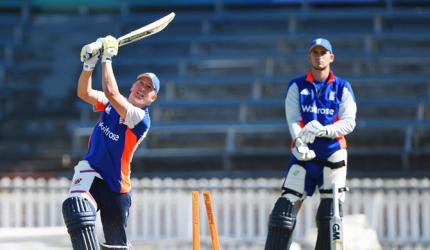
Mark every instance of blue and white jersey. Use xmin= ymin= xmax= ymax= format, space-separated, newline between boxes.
xmin=285 ymin=70 xmax=357 ymax=159
xmin=84 ymin=92 xmax=150 ymax=193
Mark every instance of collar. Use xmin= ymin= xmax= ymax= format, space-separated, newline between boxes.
xmin=305 ymin=70 xmax=335 ymax=84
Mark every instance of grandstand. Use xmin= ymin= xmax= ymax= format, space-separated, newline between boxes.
xmin=0 ymin=0 xmax=429 ymax=178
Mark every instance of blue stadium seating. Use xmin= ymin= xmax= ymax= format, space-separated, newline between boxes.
xmin=0 ymin=1 xmax=429 ymax=176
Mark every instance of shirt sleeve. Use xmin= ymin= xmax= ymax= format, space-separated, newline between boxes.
xmin=124 ymin=103 xmax=147 ymax=129
xmin=324 ymin=84 xmax=357 ymax=138
xmin=93 ymin=91 xmax=109 ymax=112
xmin=285 ymin=82 xmax=302 ymax=140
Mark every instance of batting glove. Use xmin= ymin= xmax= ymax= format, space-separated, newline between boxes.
xmin=80 ymin=40 xmax=102 ymax=71
xmin=292 ymin=138 xmax=316 ymax=161
xmin=101 ymin=35 xmax=118 ymax=63
xmin=299 ymin=120 xmax=328 ymax=144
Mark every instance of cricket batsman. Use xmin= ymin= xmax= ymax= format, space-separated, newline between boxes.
xmin=265 ymin=38 xmax=357 ymax=250
xmin=62 ymin=35 xmax=160 ymax=250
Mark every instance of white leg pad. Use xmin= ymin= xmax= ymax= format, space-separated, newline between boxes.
xmin=321 ymin=149 xmax=347 ymax=202
xmin=68 ymin=160 xmax=102 ymax=211
xmin=282 ymin=164 xmax=307 ymax=202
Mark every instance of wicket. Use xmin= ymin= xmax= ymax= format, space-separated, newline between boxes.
xmin=192 ymin=191 xmax=220 ymax=250
xmin=192 ymin=191 xmax=200 ymax=250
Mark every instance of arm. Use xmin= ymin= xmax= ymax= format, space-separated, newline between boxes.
xmin=101 ymin=35 xmax=130 ymax=119
xmin=285 ymin=82 xmax=302 ymax=140
xmin=286 ymin=82 xmax=315 ymax=161
xmin=77 ymin=40 xmax=104 ymax=106
xmin=101 ymin=61 xmax=129 ymax=118
xmin=324 ymin=85 xmax=357 ymax=138
xmin=77 ymin=70 xmax=104 ymax=106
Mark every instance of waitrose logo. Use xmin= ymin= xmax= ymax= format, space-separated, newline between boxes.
xmin=98 ymin=122 xmax=119 ymax=141
xmin=301 ymin=105 xmax=334 ymax=116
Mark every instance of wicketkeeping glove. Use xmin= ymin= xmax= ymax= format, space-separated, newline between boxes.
xmin=292 ymin=138 xmax=316 ymax=161
xmin=298 ymin=120 xmax=328 ymax=144
xmin=101 ymin=35 xmax=118 ymax=63
xmin=80 ymin=40 xmax=102 ymax=71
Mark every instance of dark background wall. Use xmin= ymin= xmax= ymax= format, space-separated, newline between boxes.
xmin=0 ymin=0 xmax=429 ymax=178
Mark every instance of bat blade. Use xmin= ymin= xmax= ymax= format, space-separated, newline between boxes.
xmin=330 ymin=183 xmax=344 ymax=250
xmin=118 ymin=12 xmax=175 ymax=47
xmin=330 ymin=216 xmax=344 ymax=250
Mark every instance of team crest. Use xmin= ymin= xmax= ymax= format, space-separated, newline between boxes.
xmin=300 ymin=89 xmax=310 ymax=95
xmin=329 ymin=91 xmax=336 ymax=101
xmin=105 ymin=105 xmax=112 ymax=114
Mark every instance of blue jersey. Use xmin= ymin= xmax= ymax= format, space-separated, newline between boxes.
xmin=84 ymin=94 xmax=150 ymax=193
xmin=285 ymin=70 xmax=357 ymax=159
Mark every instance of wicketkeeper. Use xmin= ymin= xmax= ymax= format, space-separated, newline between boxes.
xmin=62 ymin=35 xmax=160 ymax=250
xmin=265 ymin=38 xmax=357 ymax=250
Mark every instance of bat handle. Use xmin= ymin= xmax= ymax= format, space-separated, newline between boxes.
xmin=332 ymin=183 xmax=340 ymax=218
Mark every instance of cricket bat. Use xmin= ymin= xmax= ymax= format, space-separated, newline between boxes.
xmin=118 ymin=12 xmax=175 ymax=47
xmin=330 ymin=183 xmax=344 ymax=250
